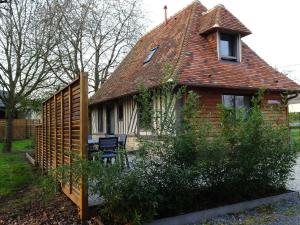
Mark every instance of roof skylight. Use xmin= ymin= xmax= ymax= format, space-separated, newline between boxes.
xmin=144 ymin=46 xmax=159 ymax=64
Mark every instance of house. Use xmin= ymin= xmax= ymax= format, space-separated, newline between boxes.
xmin=288 ymin=96 xmax=300 ymax=113
xmin=89 ymin=1 xmax=300 ymax=150
xmin=0 ymin=91 xmax=39 ymax=120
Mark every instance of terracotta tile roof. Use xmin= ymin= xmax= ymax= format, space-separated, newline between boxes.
xmin=198 ymin=4 xmax=251 ymax=37
xmin=90 ymin=1 xmax=300 ymax=105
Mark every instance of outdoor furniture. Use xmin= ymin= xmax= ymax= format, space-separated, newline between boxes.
xmin=88 ymin=138 xmax=99 ymax=160
xmin=118 ymin=134 xmax=127 ymax=148
xmin=88 ymin=138 xmax=99 ymax=151
xmin=118 ymin=134 xmax=129 ymax=168
xmin=99 ymin=137 xmax=118 ymax=163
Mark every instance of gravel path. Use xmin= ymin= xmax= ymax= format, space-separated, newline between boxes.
xmin=202 ymin=154 xmax=300 ymax=225
xmin=204 ymin=197 xmax=300 ymax=225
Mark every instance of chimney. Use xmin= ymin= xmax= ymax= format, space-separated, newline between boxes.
xmin=164 ymin=5 xmax=168 ymax=24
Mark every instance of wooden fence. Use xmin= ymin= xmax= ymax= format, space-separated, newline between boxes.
xmin=35 ymin=73 xmax=88 ymax=220
xmin=0 ymin=119 xmax=40 ymax=140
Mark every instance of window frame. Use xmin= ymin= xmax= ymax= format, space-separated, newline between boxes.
xmin=218 ymin=31 xmax=241 ymax=62
xmin=222 ymin=94 xmax=252 ymax=118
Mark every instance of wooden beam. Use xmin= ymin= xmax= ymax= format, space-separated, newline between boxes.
xmin=79 ymin=72 xmax=89 ymax=221
xmin=68 ymin=85 xmax=72 ymax=194
xmin=61 ymin=91 xmax=64 ymax=183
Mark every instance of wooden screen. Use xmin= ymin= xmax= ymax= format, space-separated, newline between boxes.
xmin=35 ymin=73 xmax=88 ymax=219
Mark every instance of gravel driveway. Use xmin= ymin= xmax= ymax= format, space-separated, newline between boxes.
xmin=205 ymin=198 xmax=300 ymax=225
xmin=203 ymin=154 xmax=300 ymax=225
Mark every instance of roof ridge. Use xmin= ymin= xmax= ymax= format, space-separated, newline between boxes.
xmin=202 ymin=4 xmax=223 ymax=15
xmin=141 ymin=1 xmax=204 ymax=41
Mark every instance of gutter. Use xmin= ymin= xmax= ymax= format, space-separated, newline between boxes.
xmin=287 ymin=92 xmax=299 ymax=101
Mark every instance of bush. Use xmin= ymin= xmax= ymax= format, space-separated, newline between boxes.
xmin=53 ymin=83 xmax=295 ymax=224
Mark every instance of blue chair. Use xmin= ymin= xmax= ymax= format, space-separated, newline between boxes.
xmin=99 ymin=137 xmax=118 ymax=163
xmin=118 ymin=134 xmax=129 ymax=168
xmin=118 ymin=134 xmax=127 ymax=148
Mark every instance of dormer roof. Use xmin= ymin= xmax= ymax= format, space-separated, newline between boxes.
xmin=199 ymin=4 xmax=251 ymax=37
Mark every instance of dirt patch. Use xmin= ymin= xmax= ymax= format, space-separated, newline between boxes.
xmin=0 ymin=185 xmax=99 ymax=225
xmin=0 ymin=188 xmax=101 ymax=225
xmin=0 ymin=155 xmax=99 ymax=225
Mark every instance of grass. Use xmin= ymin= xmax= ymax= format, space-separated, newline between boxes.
xmin=0 ymin=139 xmax=59 ymax=219
xmin=291 ymin=129 xmax=300 ymax=152
xmin=0 ymin=139 xmax=35 ymax=197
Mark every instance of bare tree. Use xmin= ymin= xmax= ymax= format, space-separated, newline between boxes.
xmin=0 ymin=0 xmax=56 ymax=153
xmin=46 ymin=0 xmax=145 ymax=92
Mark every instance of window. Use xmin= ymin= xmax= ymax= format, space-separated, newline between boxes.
xmin=144 ymin=46 xmax=159 ymax=64
xmin=222 ymin=95 xmax=251 ymax=118
xmin=219 ymin=33 xmax=239 ymax=61
xmin=118 ymin=103 xmax=123 ymax=121
xmin=98 ymin=107 xmax=103 ymax=132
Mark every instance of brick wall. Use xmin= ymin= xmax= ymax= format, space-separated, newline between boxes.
xmin=192 ymin=88 xmax=287 ymax=135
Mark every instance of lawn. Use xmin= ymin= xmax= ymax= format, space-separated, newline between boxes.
xmin=0 ymin=139 xmax=35 ymax=197
xmin=291 ymin=129 xmax=300 ymax=152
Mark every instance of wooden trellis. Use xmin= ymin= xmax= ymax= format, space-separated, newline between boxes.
xmin=35 ymin=73 xmax=88 ymax=220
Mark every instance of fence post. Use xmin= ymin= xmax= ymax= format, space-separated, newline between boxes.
xmin=79 ymin=72 xmax=89 ymax=221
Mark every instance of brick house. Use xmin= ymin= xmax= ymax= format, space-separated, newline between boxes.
xmin=89 ymin=1 xmax=300 ymax=149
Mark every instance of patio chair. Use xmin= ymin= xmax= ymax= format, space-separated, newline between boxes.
xmin=99 ymin=137 xmax=118 ymax=164
xmin=118 ymin=134 xmax=129 ymax=168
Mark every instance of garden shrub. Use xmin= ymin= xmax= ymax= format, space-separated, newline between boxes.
xmin=85 ymin=88 xmax=296 ymax=225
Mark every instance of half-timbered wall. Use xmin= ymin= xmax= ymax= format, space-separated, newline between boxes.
xmin=90 ymin=90 xmax=179 ymax=149
xmin=91 ymin=96 xmax=137 ymax=135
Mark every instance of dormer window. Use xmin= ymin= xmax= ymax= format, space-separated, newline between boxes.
xmin=219 ymin=33 xmax=240 ymax=62
xmin=144 ymin=46 xmax=159 ymax=64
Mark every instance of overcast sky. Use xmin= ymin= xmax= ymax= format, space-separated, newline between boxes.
xmin=142 ymin=0 xmax=300 ymax=84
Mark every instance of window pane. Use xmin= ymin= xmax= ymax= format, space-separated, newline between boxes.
xmin=222 ymin=95 xmax=235 ymax=108
xmin=98 ymin=107 xmax=103 ymax=132
xmin=144 ymin=46 xmax=158 ymax=64
xmin=235 ymin=96 xmax=244 ymax=109
xmin=220 ymin=34 xmax=237 ymax=58
xmin=243 ymin=96 xmax=251 ymax=109
xmin=235 ymin=96 xmax=251 ymax=109
xmin=220 ymin=39 xmax=230 ymax=57
xmin=118 ymin=104 xmax=123 ymax=121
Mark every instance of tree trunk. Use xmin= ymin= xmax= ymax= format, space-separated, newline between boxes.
xmin=3 ymin=108 xmax=14 ymax=153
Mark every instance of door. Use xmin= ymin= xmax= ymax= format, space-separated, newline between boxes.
xmin=106 ymin=105 xmax=115 ymax=135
